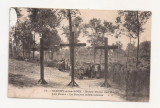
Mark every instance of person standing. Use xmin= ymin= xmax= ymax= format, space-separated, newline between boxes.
xmin=96 ymin=64 xmax=101 ymax=79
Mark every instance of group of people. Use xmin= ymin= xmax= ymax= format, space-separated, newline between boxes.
xmin=57 ymin=58 xmax=102 ymax=79
xmin=57 ymin=58 xmax=70 ymax=71
xmin=84 ymin=64 xmax=101 ymax=79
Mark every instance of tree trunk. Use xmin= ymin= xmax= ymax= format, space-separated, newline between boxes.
xmin=22 ymin=39 xmax=24 ymax=58
xmin=93 ymin=41 xmax=96 ymax=64
xmin=9 ymin=42 xmax=13 ymax=57
xmin=126 ymin=37 xmax=131 ymax=67
xmin=32 ymin=50 xmax=35 ymax=59
xmin=100 ymin=49 xmax=102 ymax=65
xmin=28 ymin=36 xmax=31 ymax=59
xmin=14 ymin=26 xmax=18 ymax=58
xmin=15 ymin=23 xmax=20 ymax=58
xmin=100 ymin=51 xmax=101 ymax=65
xmin=33 ymin=32 xmax=35 ymax=59
xmin=136 ymin=11 xmax=140 ymax=68
xmin=61 ymin=49 xmax=63 ymax=59
xmin=117 ymin=51 xmax=118 ymax=62
xmin=51 ymin=49 xmax=54 ymax=60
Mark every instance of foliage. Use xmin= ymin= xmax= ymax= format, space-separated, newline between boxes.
xmin=117 ymin=11 xmax=151 ymax=67
xmin=139 ymin=41 xmax=151 ymax=58
xmin=42 ymin=28 xmax=61 ymax=51
xmin=62 ymin=16 xmax=83 ymax=43
xmin=117 ymin=11 xmax=151 ymax=37
xmin=28 ymin=8 xmax=60 ymax=34
xmin=83 ymin=18 xmax=118 ymax=46
xmin=125 ymin=42 xmax=137 ymax=57
xmin=124 ymin=11 xmax=151 ymax=36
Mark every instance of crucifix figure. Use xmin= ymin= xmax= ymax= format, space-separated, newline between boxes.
xmin=95 ymin=37 xmax=118 ymax=87
xmin=60 ymin=9 xmax=86 ymax=86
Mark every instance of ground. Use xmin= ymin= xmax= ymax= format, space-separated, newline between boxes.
xmin=8 ymin=58 xmax=127 ymax=101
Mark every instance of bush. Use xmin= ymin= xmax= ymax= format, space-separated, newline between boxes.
xmin=44 ymin=60 xmax=58 ymax=67
xmin=108 ymin=57 xmax=150 ymax=99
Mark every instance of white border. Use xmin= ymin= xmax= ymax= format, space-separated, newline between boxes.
xmin=0 ymin=0 xmax=160 ymax=108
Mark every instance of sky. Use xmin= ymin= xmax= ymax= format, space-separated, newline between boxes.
xmin=10 ymin=8 xmax=151 ymax=50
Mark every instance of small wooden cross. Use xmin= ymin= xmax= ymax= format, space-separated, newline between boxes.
xmin=95 ymin=37 xmax=118 ymax=87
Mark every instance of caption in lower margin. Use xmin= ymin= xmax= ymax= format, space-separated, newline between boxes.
xmin=44 ymin=89 xmax=119 ymax=97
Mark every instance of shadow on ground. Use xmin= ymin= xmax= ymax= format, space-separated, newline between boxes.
xmin=40 ymin=81 xmax=64 ymax=88
xmin=9 ymin=73 xmax=64 ymax=88
xmin=9 ymin=73 xmax=38 ymax=87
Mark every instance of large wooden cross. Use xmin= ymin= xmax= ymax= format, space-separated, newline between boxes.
xmin=95 ymin=37 xmax=118 ymax=87
xmin=38 ymin=37 xmax=49 ymax=84
xmin=59 ymin=9 xmax=86 ymax=87
xmin=60 ymin=32 xmax=86 ymax=86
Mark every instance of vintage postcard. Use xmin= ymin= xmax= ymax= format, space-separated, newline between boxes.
xmin=8 ymin=7 xmax=151 ymax=102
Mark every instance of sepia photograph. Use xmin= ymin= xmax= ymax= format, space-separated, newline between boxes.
xmin=8 ymin=7 xmax=151 ymax=102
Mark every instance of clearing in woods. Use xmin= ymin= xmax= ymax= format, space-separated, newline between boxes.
xmin=8 ymin=58 xmax=125 ymax=101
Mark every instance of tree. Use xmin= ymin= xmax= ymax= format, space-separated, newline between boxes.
xmin=115 ymin=41 xmax=123 ymax=61
xmin=28 ymin=8 xmax=62 ymax=60
xmin=118 ymin=11 xmax=151 ymax=67
xmin=116 ymin=11 xmax=135 ymax=66
xmin=60 ymin=10 xmax=82 ymax=62
xmin=28 ymin=8 xmax=60 ymax=33
xmin=11 ymin=14 xmax=34 ymax=59
xmin=42 ymin=28 xmax=61 ymax=60
xmin=139 ymin=41 xmax=151 ymax=58
xmin=10 ymin=8 xmax=22 ymax=57
xmin=61 ymin=16 xmax=83 ymax=43
xmin=83 ymin=18 xmax=102 ymax=64
xmin=125 ymin=42 xmax=136 ymax=57
xmin=83 ymin=18 xmax=117 ymax=64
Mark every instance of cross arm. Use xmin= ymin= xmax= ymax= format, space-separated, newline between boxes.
xmin=60 ymin=43 xmax=70 ymax=46
xmin=95 ymin=45 xmax=118 ymax=49
xmin=74 ymin=43 xmax=86 ymax=46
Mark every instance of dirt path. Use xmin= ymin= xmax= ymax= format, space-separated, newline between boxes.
xmin=8 ymin=59 xmax=125 ymax=101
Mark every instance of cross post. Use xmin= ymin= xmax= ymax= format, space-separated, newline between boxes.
xmin=95 ymin=37 xmax=118 ymax=87
xmin=38 ymin=37 xmax=48 ymax=84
